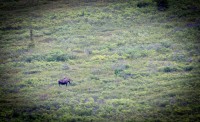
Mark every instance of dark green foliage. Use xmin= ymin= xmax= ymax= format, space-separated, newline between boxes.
xmin=114 ymin=69 xmax=123 ymax=76
xmin=90 ymin=76 xmax=100 ymax=80
xmin=162 ymin=66 xmax=178 ymax=72
xmin=0 ymin=0 xmax=17 ymax=2
xmin=30 ymin=29 xmax=33 ymax=41
xmin=154 ymin=0 xmax=169 ymax=11
xmin=183 ymin=65 xmax=193 ymax=72
xmin=114 ymin=64 xmax=129 ymax=77
xmin=46 ymin=51 xmax=67 ymax=62
xmin=137 ymin=1 xmax=150 ymax=8
xmin=0 ymin=26 xmax=22 ymax=31
xmin=161 ymin=41 xmax=171 ymax=48
xmin=114 ymin=65 xmax=133 ymax=79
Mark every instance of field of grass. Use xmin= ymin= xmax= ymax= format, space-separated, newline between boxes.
xmin=0 ymin=0 xmax=200 ymax=121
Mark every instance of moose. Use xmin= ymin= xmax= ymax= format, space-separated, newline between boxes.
xmin=58 ymin=77 xmax=72 ymax=86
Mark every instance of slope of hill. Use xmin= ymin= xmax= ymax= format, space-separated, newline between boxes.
xmin=0 ymin=0 xmax=200 ymax=121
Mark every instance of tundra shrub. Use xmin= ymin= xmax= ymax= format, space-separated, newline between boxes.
xmin=46 ymin=51 xmax=76 ymax=62
xmin=161 ymin=66 xmax=179 ymax=72
xmin=183 ymin=65 xmax=193 ymax=72
xmin=24 ymin=50 xmax=76 ymax=62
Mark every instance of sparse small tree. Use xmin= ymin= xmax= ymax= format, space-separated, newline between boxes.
xmin=30 ymin=28 xmax=33 ymax=41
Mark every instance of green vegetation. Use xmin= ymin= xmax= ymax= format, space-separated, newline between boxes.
xmin=0 ymin=0 xmax=200 ymax=121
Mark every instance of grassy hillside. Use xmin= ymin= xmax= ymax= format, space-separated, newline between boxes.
xmin=0 ymin=0 xmax=200 ymax=121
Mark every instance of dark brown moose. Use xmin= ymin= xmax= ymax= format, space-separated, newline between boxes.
xmin=58 ymin=77 xmax=71 ymax=86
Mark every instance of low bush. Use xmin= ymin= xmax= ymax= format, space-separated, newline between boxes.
xmin=126 ymin=49 xmax=149 ymax=59
xmin=161 ymin=41 xmax=171 ymax=48
xmin=183 ymin=65 xmax=193 ymax=72
xmin=161 ymin=66 xmax=179 ymax=72
xmin=154 ymin=0 xmax=169 ymax=11
xmin=114 ymin=69 xmax=123 ymax=76
xmin=137 ymin=1 xmax=150 ymax=8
